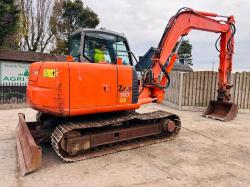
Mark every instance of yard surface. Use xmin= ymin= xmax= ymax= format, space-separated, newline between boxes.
xmin=0 ymin=104 xmax=250 ymax=187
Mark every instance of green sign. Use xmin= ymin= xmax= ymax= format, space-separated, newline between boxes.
xmin=0 ymin=61 xmax=30 ymax=84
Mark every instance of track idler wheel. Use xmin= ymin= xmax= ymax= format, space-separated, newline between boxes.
xmin=162 ymin=119 xmax=177 ymax=134
xmin=166 ymin=120 xmax=176 ymax=132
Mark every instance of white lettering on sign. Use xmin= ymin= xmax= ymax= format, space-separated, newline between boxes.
xmin=0 ymin=61 xmax=30 ymax=84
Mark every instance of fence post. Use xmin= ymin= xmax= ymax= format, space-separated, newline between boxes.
xmin=178 ymin=72 xmax=184 ymax=110
xmin=231 ymin=72 xmax=235 ymax=101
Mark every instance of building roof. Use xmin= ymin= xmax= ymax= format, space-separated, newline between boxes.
xmin=0 ymin=49 xmax=66 ymax=63
xmin=172 ymin=63 xmax=193 ymax=72
xmin=136 ymin=47 xmax=193 ymax=72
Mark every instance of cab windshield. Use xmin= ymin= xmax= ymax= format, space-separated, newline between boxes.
xmin=83 ymin=31 xmax=131 ymax=65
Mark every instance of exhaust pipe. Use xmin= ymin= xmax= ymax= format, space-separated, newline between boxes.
xmin=202 ymin=100 xmax=238 ymax=122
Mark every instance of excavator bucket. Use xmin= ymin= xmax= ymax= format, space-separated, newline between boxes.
xmin=16 ymin=113 xmax=42 ymax=176
xmin=202 ymin=100 xmax=238 ymax=121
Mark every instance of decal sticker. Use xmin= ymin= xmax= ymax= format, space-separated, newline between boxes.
xmin=120 ymin=92 xmax=129 ymax=98
xmin=118 ymin=85 xmax=131 ymax=103
xmin=43 ymin=69 xmax=56 ymax=78
xmin=118 ymin=85 xmax=131 ymax=92
xmin=120 ymin=98 xmax=127 ymax=103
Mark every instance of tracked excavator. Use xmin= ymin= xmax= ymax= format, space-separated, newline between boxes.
xmin=17 ymin=8 xmax=237 ymax=176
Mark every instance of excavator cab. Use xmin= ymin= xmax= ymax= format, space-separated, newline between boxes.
xmin=69 ymin=28 xmax=133 ymax=65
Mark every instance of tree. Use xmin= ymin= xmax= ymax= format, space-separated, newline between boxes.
xmin=178 ymin=39 xmax=193 ymax=66
xmin=0 ymin=0 xmax=20 ymax=49
xmin=19 ymin=0 xmax=56 ymax=52
xmin=51 ymin=0 xmax=99 ymax=55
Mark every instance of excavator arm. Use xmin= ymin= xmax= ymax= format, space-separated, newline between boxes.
xmin=139 ymin=7 xmax=237 ymax=121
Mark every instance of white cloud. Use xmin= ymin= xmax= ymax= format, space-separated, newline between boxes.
xmin=85 ymin=0 xmax=250 ymax=72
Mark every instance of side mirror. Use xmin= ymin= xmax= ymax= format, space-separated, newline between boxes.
xmin=116 ymin=58 xmax=123 ymax=65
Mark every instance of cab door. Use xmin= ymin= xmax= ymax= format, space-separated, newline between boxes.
xmin=69 ymin=63 xmax=117 ymax=109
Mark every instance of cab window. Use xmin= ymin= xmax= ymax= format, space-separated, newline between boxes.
xmin=70 ymin=33 xmax=81 ymax=59
xmin=113 ymin=40 xmax=130 ymax=65
xmin=83 ymin=31 xmax=132 ymax=65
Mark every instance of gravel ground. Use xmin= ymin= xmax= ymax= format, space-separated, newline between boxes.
xmin=0 ymin=103 xmax=250 ymax=187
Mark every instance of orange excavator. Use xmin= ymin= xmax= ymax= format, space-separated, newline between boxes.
xmin=17 ymin=8 xmax=237 ymax=176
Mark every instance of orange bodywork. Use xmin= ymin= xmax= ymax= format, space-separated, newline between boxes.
xmin=27 ymin=62 xmax=140 ymax=116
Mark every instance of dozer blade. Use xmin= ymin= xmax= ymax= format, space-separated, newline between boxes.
xmin=16 ymin=113 xmax=42 ymax=176
xmin=202 ymin=100 xmax=238 ymax=121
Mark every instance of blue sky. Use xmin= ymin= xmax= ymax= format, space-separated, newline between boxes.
xmin=85 ymin=0 xmax=250 ymax=72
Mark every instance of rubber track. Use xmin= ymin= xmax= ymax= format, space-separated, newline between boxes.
xmin=51 ymin=110 xmax=181 ymax=162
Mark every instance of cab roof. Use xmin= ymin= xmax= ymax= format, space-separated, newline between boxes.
xmin=71 ymin=28 xmax=127 ymax=40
